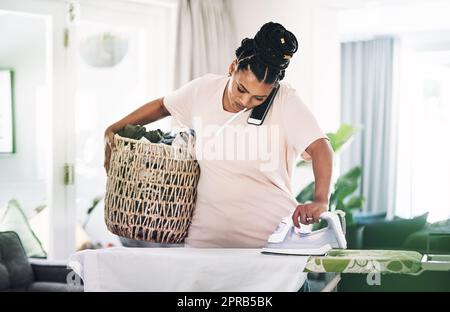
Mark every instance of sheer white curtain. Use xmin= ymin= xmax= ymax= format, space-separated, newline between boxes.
xmin=395 ymin=46 xmax=450 ymax=222
xmin=174 ymin=0 xmax=235 ymax=88
xmin=340 ymin=37 xmax=399 ymax=217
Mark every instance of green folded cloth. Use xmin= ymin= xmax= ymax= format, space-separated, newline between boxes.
xmin=144 ymin=129 xmax=165 ymax=143
xmin=117 ymin=124 xmax=147 ymax=140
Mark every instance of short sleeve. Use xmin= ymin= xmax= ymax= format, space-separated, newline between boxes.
xmin=163 ymin=76 xmax=204 ymax=128
xmin=282 ymin=89 xmax=329 ymax=160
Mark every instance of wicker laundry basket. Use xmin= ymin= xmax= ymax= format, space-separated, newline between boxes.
xmin=105 ymin=134 xmax=200 ymax=244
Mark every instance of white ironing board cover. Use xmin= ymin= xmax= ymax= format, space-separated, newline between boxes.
xmin=68 ymin=247 xmax=308 ymax=292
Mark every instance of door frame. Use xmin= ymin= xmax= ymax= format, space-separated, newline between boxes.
xmin=0 ymin=0 xmax=75 ymax=259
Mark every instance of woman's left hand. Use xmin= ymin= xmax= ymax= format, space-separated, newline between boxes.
xmin=292 ymin=201 xmax=328 ymax=228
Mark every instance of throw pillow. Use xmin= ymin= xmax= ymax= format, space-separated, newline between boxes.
xmin=0 ymin=199 xmax=47 ymax=258
xmin=362 ymin=212 xmax=428 ymax=249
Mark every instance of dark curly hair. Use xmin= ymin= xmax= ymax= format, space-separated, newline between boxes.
xmin=235 ymin=22 xmax=298 ymax=84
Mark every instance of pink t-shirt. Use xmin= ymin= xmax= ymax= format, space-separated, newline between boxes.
xmin=163 ymin=74 xmax=327 ymax=248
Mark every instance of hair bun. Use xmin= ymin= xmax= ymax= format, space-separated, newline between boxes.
xmin=253 ymin=22 xmax=298 ymax=70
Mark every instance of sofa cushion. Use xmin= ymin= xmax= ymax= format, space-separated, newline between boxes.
xmin=403 ymin=220 xmax=450 ymax=253
xmin=0 ymin=231 xmax=34 ymax=291
xmin=0 ymin=199 xmax=47 ymax=258
xmin=362 ymin=212 xmax=428 ymax=249
xmin=353 ymin=211 xmax=387 ymax=225
xmin=27 ymin=282 xmax=83 ymax=292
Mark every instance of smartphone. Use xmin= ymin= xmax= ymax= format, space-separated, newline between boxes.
xmin=247 ymin=85 xmax=280 ymax=126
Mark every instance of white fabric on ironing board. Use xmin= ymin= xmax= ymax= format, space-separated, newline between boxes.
xmin=69 ymin=247 xmax=308 ymax=292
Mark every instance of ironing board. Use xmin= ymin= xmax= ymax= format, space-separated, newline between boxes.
xmin=304 ymin=249 xmax=450 ymax=292
xmin=68 ymin=247 xmax=309 ymax=292
xmin=68 ymin=247 xmax=448 ymax=292
xmin=305 ymin=250 xmax=423 ymax=274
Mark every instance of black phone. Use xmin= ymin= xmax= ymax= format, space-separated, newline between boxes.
xmin=247 ymin=85 xmax=280 ymax=126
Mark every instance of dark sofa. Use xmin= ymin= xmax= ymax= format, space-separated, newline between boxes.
xmin=338 ymin=213 xmax=450 ymax=292
xmin=0 ymin=231 xmax=83 ymax=292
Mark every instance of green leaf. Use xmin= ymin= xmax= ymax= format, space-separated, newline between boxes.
xmin=329 ymin=124 xmax=362 ymax=153
xmin=340 ymin=166 xmax=362 ymax=181
xmin=87 ymin=196 xmax=103 ymax=215
xmin=296 ymin=159 xmax=311 ymax=167
xmin=34 ymin=204 xmax=47 ymax=214
xmin=344 ymin=196 xmax=365 ymax=210
xmin=296 ymin=124 xmax=361 ymax=167
xmin=327 ymin=132 xmax=337 ymax=150
xmin=333 ymin=166 xmax=362 ymax=202
xmin=296 ymin=182 xmax=315 ymax=203
xmin=334 ymin=182 xmax=358 ymax=203
xmin=335 ymin=200 xmax=345 ymax=211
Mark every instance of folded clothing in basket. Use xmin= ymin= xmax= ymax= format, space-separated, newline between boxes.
xmin=117 ymin=124 xmax=147 ymax=140
xmin=117 ymin=124 xmax=196 ymax=158
xmin=117 ymin=124 xmax=167 ymax=143
xmin=117 ymin=124 xmax=189 ymax=145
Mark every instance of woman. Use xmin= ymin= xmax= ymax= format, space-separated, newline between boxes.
xmin=104 ymin=22 xmax=333 ymax=248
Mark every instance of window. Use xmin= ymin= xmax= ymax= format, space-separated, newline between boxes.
xmin=396 ymin=47 xmax=450 ymax=222
xmin=0 ymin=69 xmax=14 ymax=153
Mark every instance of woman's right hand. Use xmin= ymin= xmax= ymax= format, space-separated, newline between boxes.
xmin=104 ymin=127 xmax=117 ymax=175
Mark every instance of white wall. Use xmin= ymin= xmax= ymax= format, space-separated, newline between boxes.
xmin=229 ymin=0 xmax=341 ymax=193
xmin=0 ymin=12 xmax=50 ymax=215
xmin=338 ymin=1 xmax=450 ymax=41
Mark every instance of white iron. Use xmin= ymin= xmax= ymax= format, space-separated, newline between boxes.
xmin=261 ymin=211 xmax=347 ymax=256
